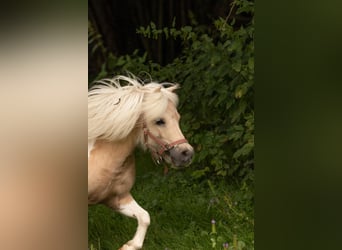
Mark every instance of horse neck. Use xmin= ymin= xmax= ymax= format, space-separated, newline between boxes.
xmin=112 ymin=127 xmax=141 ymax=156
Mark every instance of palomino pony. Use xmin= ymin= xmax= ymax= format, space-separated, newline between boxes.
xmin=88 ymin=75 xmax=194 ymax=250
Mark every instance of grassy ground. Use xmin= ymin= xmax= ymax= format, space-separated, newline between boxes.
xmin=88 ymin=151 xmax=254 ymax=250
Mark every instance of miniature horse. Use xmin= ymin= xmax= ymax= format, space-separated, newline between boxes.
xmin=88 ymin=75 xmax=194 ymax=250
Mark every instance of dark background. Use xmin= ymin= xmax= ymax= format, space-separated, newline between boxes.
xmin=88 ymin=0 xmax=252 ymax=74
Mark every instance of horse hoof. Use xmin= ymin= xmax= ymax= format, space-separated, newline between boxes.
xmin=119 ymin=244 xmax=136 ymax=250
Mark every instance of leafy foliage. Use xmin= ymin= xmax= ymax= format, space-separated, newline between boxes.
xmin=88 ymin=20 xmax=107 ymax=56
xmin=89 ymin=0 xmax=254 ymax=181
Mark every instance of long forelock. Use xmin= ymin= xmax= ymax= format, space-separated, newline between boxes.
xmin=88 ymin=75 xmax=179 ymax=142
xmin=141 ymin=85 xmax=178 ymax=122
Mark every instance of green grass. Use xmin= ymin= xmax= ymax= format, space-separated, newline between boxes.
xmin=88 ymin=152 xmax=254 ymax=250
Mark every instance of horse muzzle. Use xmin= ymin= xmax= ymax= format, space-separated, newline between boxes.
xmin=168 ymin=144 xmax=194 ymax=167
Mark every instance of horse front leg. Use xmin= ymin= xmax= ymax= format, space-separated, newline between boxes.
xmin=116 ymin=194 xmax=150 ymax=250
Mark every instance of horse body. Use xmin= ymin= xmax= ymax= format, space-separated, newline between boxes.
xmin=88 ymin=75 xmax=194 ymax=250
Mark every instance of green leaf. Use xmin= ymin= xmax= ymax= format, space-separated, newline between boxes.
xmin=163 ymin=27 xmax=169 ymax=39
xmin=191 ymin=167 xmax=210 ymax=179
xmin=172 ymin=17 xmax=176 ymax=27
xmin=233 ymin=142 xmax=254 ymax=159
xmin=232 ymin=60 xmax=242 ymax=72
xmin=248 ymin=57 xmax=254 ymax=70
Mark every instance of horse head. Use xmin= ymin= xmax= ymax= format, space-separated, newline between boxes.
xmin=141 ymin=85 xmax=194 ymax=167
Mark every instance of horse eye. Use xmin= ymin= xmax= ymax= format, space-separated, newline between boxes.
xmin=155 ymin=119 xmax=165 ymax=126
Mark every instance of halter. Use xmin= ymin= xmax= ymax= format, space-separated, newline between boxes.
xmin=143 ymin=123 xmax=188 ymax=164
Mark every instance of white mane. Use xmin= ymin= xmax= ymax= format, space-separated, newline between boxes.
xmin=88 ymin=75 xmax=179 ymax=142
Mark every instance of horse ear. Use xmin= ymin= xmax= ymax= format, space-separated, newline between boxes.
xmin=167 ymin=84 xmax=180 ymax=92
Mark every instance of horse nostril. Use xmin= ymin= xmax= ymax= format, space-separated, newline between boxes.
xmin=181 ymin=149 xmax=193 ymax=162
xmin=181 ymin=149 xmax=189 ymax=156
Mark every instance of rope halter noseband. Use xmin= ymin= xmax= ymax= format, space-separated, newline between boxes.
xmin=143 ymin=123 xmax=188 ymax=164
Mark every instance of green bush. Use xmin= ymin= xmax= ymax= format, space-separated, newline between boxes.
xmin=89 ymin=0 xmax=254 ymax=181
